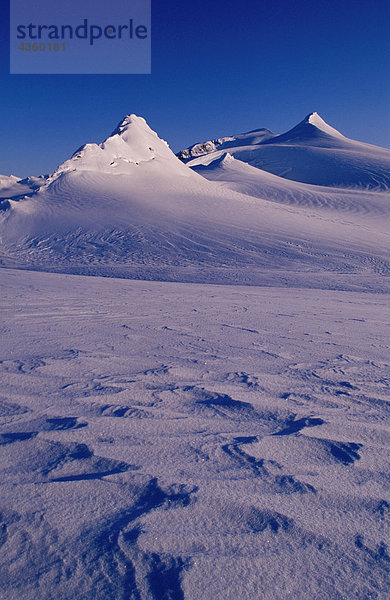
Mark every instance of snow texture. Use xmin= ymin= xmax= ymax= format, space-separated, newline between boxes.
xmin=1 ymin=269 xmax=389 ymax=600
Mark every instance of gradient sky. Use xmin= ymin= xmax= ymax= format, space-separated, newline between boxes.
xmin=1 ymin=0 xmax=390 ymax=177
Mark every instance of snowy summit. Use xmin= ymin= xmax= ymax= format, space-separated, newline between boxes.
xmin=47 ymin=114 xmax=184 ymax=181
xmin=304 ymin=111 xmax=346 ymax=137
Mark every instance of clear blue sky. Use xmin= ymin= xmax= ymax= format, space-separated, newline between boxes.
xmin=1 ymin=0 xmax=390 ymax=177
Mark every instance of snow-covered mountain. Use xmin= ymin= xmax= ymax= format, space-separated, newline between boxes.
xmin=0 ymin=113 xmax=389 ymax=289
xmin=0 ymin=115 xmax=194 ymax=205
xmin=46 ymin=114 xmax=194 ymax=182
xmin=181 ymin=112 xmax=390 ymax=189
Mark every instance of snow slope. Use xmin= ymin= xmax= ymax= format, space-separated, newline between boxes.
xmin=184 ymin=112 xmax=390 ymax=189
xmin=192 ymin=152 xmax=390 ymax=226
xmin=1 ymin=267 xmax=389 ymax=600
xmin=0 ymin=114 xmax=389 ymax=290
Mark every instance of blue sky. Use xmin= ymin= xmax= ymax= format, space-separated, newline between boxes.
xmin=1 ymin=0 xmax=390 ymax=177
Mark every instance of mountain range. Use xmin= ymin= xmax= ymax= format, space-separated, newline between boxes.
xmin=0 ymin=112 xmax=389 ymax=289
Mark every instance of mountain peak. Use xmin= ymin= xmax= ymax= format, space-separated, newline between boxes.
xmin=102 ymin=113 xmax=171 ymax=160
xmin=109 ymin=114 xmax=151 ymax=138
xmin=305 ymin=111 xmax=325 ymax=124
xmin=46 ymin=114 xmax=184 ymax=183
xmin=261 ymin=111 xmax=347 ymax=149
xmin=301 ymin=112 xmax=345 ymax=138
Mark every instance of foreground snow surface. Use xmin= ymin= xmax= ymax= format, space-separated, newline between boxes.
xmin=0 ymin=268 xmax=389 ymax=599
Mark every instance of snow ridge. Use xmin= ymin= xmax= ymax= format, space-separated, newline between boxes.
xmin=185 ymin=112 xmax=390 ymax=188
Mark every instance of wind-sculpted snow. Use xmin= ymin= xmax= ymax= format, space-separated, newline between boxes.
xmin=1 ymin=165 xmax=389 ymax=289
xmin=193 ymin=153 xmax=390 ymax=222
xmin=1 ymin=269 xmax=389 ymax=599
